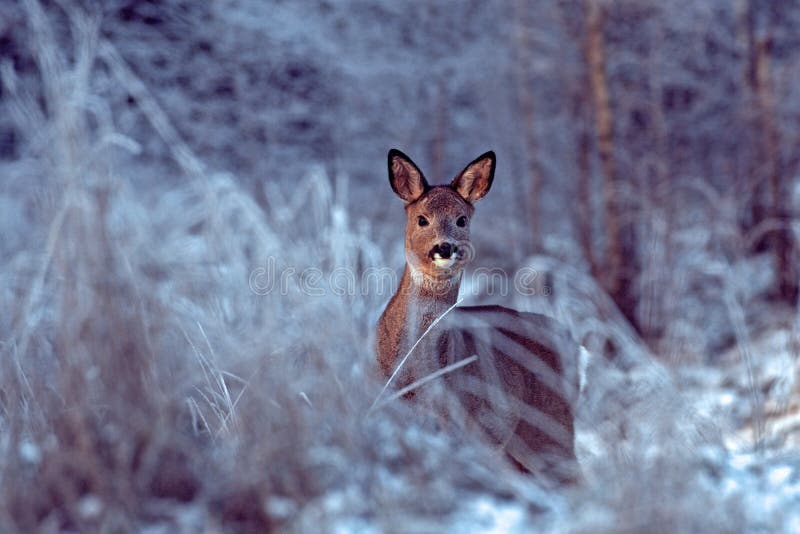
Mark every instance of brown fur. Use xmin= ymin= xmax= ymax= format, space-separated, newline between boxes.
xmin=377 ymin=150 xmax=579 ymax=483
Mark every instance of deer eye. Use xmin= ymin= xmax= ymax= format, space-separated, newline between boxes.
xmin=417 ymin=216 xmax=429 ymax=227
xmin=456 ymin=216 xmax=467 ymax=227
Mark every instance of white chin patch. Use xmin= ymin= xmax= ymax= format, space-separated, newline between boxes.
xmin=432 ymin=254 xmax=457 ymax=269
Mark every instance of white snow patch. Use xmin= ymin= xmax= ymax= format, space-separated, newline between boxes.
xmin=768 ymin=465 xmax=793 ymax=486
xmin=78 ymin=495 xmax=103 ymax=519
xmin=721 ymin=477 xmax=740 ymax=496
xmin=783 ymin=481 xmax=800 ymax=498
xmin=18 ymin=440 xmax=41 ymax=465
xmin=730 ymin=453 xmax=754 ymax=470
xmin=471 ymin=498 xmax=526 ymax=534
xmin=718 ymin=392 xmax=736 ymax=407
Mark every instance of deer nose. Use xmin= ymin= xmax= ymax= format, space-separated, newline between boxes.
xmin=432 ymin=242 xmax=456 ymax=259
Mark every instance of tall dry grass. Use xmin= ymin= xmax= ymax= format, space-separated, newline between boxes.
xmin=0 ymin=2 xmax=553 ymax=531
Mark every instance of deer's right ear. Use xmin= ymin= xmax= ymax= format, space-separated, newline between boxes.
xmin=388 ymin=149 xmax=429 ymax=203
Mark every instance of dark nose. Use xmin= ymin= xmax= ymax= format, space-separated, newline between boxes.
xmin=432 ymin=242 xmax=456 ymax=259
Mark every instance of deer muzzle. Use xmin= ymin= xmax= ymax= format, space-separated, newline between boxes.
xmin=430 ymin=242 xmax=459 ymax=268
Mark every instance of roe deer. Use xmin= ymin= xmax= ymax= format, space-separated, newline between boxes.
xmin=376 ymin=149 xmax=580 ymax=483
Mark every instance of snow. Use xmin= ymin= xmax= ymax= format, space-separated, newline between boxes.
xmin=469 ymin=498 xmax=528 ymax=533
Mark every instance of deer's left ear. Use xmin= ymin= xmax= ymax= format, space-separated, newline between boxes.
xmin=450 ymin=151 xmax=495 ymax=203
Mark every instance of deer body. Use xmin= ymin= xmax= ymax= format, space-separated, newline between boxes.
xmin=376 ymin=150 xmax=579 ymax=481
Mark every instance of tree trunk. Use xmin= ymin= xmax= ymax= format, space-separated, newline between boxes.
xmin=557 ymin=1 xmax=599 ymax=282
xmin=584 ymin=0 xmax=638 ymax=327
xmin=741 ymin=1 xmax=798 ymax=304
xmin=573 ymin=82 xmax=599 ymax=279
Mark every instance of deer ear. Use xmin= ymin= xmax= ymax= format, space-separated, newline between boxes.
xmin=451 ymin=151 xmax=495 ymax=203
xmin=388 ymin=149 xmax=429 ymax=203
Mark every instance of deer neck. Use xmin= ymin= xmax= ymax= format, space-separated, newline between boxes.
xmin=376 ymin=264 xmax=461 ymax=376
xmin=402 ymin=264 xmax=462 ymax=320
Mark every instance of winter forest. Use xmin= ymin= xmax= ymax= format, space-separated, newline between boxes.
xmin=1 ymin=0 xmax=800 ymax=531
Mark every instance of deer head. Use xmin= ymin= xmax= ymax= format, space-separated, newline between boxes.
xmin=387 ymin=149 xmax=495 ymax=281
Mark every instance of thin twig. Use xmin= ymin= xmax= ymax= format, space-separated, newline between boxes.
xmin=371 ymin=355 xmax=478 ymax=413
xmin=370 ymin=297 xmax=463 ymax=411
